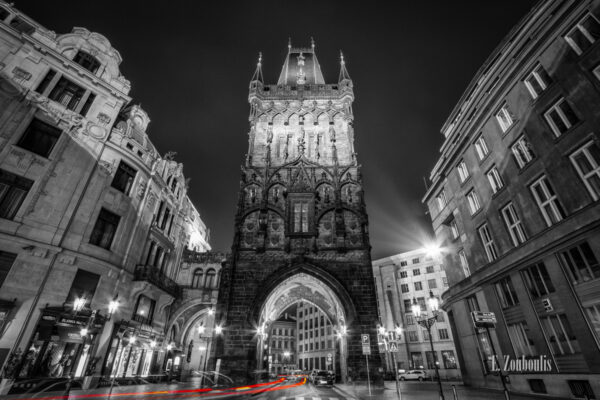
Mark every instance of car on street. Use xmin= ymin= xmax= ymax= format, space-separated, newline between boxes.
xmin=312 ymin=370 xmax=334 ymax=386
xmin=398 ymin=369 xmax=429 ymax=381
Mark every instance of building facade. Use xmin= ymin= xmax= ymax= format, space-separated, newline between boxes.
xmin=423 ymin=0 xmax=600 ymax=398
xmin=268 ymin=313 xmax=296 ymax=375
xmin=373 ymin=249 xmax=460 ymax=379
xmin=215 ymin=41 xmax=382 ymax=383
xmin=0 ymin=1 xmax=211 ymax=390
xmin=296 ymin=302 xmax=337 ymax=373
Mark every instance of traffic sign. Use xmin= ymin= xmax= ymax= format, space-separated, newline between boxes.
xmin=471 ymin=311 xmax=497 ymax=328
xmin=361 ymin=334 xmax=370 ymax=344
xmin=361 ymin=333 xmax=371 ymax=355
xmin=327 ymin=353 xmax=333 ymax=364
xmin=388 ymin=342 xmax=399 ymax=353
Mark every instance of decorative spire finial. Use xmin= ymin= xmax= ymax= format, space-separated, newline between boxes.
xmin=288 ymin=37 xmax=292 ymax=50
xmin=250 ymin=51 xmax=264 ymax=84
xmin=311 ymin=37 xmax=315 ymax=49
xmin=338 ymin=49 xmax=352 ymax=83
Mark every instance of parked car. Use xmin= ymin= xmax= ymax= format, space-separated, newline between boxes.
xmin=398 ymin=370 xmax=429 ymax=381
xmin=313 ymin=370 xmax=334 ymax=386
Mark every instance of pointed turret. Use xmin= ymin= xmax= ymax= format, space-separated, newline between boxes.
xmin=277 ymin=38 xmax=325 ymax=86
xmin=338 ymin=50 xmax=352 ymax=82
xmin=250 ymin=52 xmax=264 ymax=84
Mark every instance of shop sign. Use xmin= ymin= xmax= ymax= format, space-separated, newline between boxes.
xmin=471 ymin=311 xmax=496 ymax=328
xmin=42 ymin=315 xmax=57 ymax=322
xmin=490 ymin=355 xmax=553 ymax=373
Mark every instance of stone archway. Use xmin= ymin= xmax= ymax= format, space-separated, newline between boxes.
xmin=255 ymin=271 xmax=350 ymax=381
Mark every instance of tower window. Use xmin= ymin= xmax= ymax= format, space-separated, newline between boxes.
xmin=292 ymin=200 xmax=309 ymax=233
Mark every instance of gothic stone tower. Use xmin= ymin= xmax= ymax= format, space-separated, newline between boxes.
xmin=216 ymin=41 xmax=382 ymax=382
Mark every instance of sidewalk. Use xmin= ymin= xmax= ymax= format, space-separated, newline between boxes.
xmin=333 ymin=381 xmax=558 ymax=400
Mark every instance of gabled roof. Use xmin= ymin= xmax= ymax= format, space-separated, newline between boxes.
xmin=277 ymin=39 xmax=325 ymax=85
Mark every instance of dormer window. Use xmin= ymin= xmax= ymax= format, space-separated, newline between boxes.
xmin=73 ymin=50 xmax=101 ymax=74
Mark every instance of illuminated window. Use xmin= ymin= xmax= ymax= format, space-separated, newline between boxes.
xmin=524 ymin=64 xmax=552 ymax=99
xmin=511 ymin=136 xmax=535 ymax=168
xmin=457 ymin=160 xmax=470 ymax=183
xmin=495 ymin=104 xmax=514 ymax=133
xmin=466 ymin=190 xmax=481 ymax=215
xmin=486 ymin=166 xmax=504 ymax=194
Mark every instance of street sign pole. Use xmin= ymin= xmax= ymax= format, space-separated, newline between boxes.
xmin=361 ymin=333 xmax=372 ymax=396
xmin=365 ymin=354 xmax=371 ymax=396
xmin=391 ymin=350 xmax=401 ymax=399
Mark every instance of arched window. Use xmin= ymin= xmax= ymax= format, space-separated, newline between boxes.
xmin=73 ymin=50 xmax=101 ymax=74
xmin=192 ymin=269 xmax=203 ymax=288
xmin=205 ymin=269 xmax=216 ymax=288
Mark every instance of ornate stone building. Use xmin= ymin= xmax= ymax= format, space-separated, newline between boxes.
xmin=215 ymin=41 xmax=382 ymax=383
xmin=0 ymin=1 xmax=211 ymax=391
xmin=423 ymin=0 xmax=600 ymax=398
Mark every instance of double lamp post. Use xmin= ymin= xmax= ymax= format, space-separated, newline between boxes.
xmin=412 ymin=290 xmax=445 ymax=400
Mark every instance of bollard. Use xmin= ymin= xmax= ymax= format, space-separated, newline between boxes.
xmin=452 ymin=384 xmax=458 ymax=400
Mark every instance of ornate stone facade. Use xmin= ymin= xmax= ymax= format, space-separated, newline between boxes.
xmin=215 ymin=42 xmax=382 ymax=383
xmin=0 ymin=2 xmax=210 ymax=390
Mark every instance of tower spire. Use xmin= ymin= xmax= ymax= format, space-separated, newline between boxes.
xmin=251 ymin=52 xmax=264 ymax=83
xmin=338 ymin=50 xmax=351 ymax=82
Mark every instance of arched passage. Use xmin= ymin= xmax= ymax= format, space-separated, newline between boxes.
xmin=250 ymin=264 xmax=355 ymax=382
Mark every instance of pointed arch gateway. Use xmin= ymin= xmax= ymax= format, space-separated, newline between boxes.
xmin=251 ymin=263 xmax=355 ymax=381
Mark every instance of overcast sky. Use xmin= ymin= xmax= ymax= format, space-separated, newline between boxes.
xmin=17 ymin=1 xmax=540 ymax=259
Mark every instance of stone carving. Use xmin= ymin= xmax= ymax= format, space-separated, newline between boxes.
xmin=97 ymin=112 xmax=111 ymax=125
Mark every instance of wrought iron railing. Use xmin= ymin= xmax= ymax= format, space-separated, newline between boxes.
xmin=133 ymin=265 xmax=181 ymax=298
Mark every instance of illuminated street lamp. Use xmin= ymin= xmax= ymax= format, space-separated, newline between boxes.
xmin=108 ymin=297 xmax=119 ymax=319
xmin=80 ymin=327 xmax=88 ymax=337
xmin=412 ymin=291 xmax=445 ymax=400
xmin=215 ymin=325 xmax=223 ymax=335
xmin=73 ymin=297 xmax=86 ymax=313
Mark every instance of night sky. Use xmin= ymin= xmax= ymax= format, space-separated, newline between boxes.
xmin=16 ymin=1 xmax=539 ymax=259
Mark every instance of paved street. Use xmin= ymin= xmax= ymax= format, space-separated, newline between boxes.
xmin=0 ymin=380 xmax=556 ymax=400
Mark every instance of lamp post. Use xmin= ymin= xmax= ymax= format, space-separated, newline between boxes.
xmin=412 ymin=291 xmax=445 ymax=400
xmin=378 ymin=325 xmax=403 ymax=399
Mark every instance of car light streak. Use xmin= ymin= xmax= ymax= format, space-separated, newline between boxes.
xmin=15 ymin=377 xmax=299 ymax=400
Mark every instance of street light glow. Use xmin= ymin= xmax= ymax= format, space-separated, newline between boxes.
xmin=378 ymin=326 xmax=386 ymax=336
xmin=80 ymin=327 xmax=88 ymax=337
xmin=197 ymin=325 xmax=205 ymax=334
xmin=424 ymin=243 xmax=442 ymax=259
xmin=428 ymin=290 xmax=439 ymax=311
xmin=411 ymin=298 xmax=422 ymax=317
xmin=129 ymin=335 xmax=136 ymax=344
xmin=215 ymin=325 xmax=223 ymax=334
xmin=150 ymin=340 xmax=157 ymax=348
xmin=108 ymin=299 xmax=119 ymax=314
xmin=73 ymin=297 xmax=86 ymax=312
xmin=208 ymin=308 xmax=215 ymax=315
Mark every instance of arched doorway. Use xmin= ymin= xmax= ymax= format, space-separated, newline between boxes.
xmin=255 ymin=271 xmax=349 ymax=381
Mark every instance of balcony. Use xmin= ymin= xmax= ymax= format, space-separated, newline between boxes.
xmin=133 ymin=265 xmax=181 ymax=298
